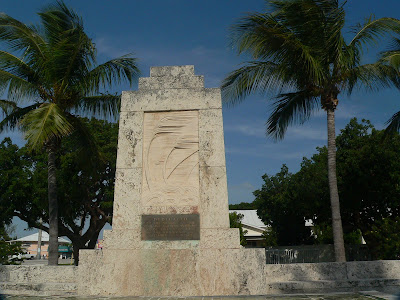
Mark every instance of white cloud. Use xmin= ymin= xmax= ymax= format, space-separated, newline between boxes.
xmin=314 ymin=103 xmax=359 ymax=120
xmin=226 ymin=118 xmax=327 ymax=141
xmin=225 ymin=123 xmax=266 ymax=138
xmin=286 ymin=126 xmax=326 ymax=141
xmin=229 ymin=181 xmax=256 ymax=191
xmin=94 ymin=37 xmax=129 ymax=58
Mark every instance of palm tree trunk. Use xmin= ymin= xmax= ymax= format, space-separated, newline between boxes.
xmin=47 ymin=139 xmax=59 ymax=266
xmin=327 ymin=108 xmax=346 ymax=262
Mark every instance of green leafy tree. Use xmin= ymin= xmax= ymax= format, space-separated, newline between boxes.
xmin=0 ymin=2 xmax=139 ymax=265
xmin=261 ymin=227 xmax=278 ymax=247
xmin=253 ymin=119 xmax=400 ymax=258
xmin=0 ymin=118 xmax=118 ymax=265
xmin=222 ymin=0 xmax=400 ymax=261
xmin=364 ymin=217 xmax=400 ymax=260
xmin=253 ymin=165 xmax=313 ymax=246
xmin=0 ymin=225 xmax=23 ymax=265
xmin=229 ymin=212 xmax=248 ymax=246
xmin=380 ymin=38 xmax=400 ymax=133
xmin=294 ymin=119 xmax=400 ymax=251
xmin=229 ymin=202 xmax=256 ymax=210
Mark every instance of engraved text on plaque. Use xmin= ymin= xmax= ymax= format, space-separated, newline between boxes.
xmin=141 ymin=214 xmax=200 ymax=240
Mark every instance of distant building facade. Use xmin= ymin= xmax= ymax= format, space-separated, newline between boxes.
xmin=9 ymin=232 xmax=71 ymax=258
xmin=229 ymin=210 xmax=267 ymax=248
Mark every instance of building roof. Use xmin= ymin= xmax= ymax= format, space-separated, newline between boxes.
xmin=12 ymin=232 xmax=70 ymax=243
xmin=229 ymin=210 xmax=267 ymax=229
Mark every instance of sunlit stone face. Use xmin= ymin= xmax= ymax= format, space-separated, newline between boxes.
xmin=141 ymin=110 xmax=199 ymax=207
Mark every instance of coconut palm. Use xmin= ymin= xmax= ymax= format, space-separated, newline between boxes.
xmin=0 ymin=2 xmax=139 ymax=265
xmin=381 ymin=38 xmax=400 ymax=133
xmin=222 ymin=0 xmax=400 ymax=262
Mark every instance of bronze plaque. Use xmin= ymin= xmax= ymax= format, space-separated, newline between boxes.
xmin=141 ymin=214 xmax=200 ymax=240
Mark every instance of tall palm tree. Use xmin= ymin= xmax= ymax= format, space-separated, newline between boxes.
xmin=0 ymin=2 xmax=139 ymax=265
xmin=222 ymin=0 xmax=400 ymax=262
xmin=381 ymin=38 xmax=400 ymax=133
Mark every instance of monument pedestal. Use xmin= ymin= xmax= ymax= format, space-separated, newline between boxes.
xmin=79 ymin=248 xmax=266 ymax=296
xmin=78 ymin=66 xmax=267 ymax=296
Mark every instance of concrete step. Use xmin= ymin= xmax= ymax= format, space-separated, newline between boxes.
xmin=266 ymin=278 xmax=400 ymax=294
xmin=0 ymin=281 xmax=77 ymax=296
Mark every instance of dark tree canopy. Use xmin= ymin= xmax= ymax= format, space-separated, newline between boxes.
xmin=222 ymin=0 xmax=400 ymax=262
xmin=0 ymin=117 xmax=118 ymax=265
xmin=229 ymin=202 xmax=256 ymax=210
xmin=0 ymin=225 xmax=22 ymax=265
xmin=253 ymin=165 xmax=314 ymax=246
xmin=0 ymin=1 xmax=139 ymax=265
xmin=229 ymin=212 xmax=248 ymax=246
xmin=253 ymin=118 xmax=400 ymax=259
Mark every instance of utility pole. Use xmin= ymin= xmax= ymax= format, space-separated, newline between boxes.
xmin=37 ymin=218 xmax=43 ymax=260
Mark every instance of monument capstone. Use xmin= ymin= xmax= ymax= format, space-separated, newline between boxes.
xmin=78 ymin=65 xmax=266 ymax=296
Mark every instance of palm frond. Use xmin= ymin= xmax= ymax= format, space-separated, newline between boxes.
xmin=343 ymin=63 xmax=400 ymax=94
xmin=0 ymin=69 xmax=39 ymax=102
xmin=349 ymin=17 xmax=400 ymax=53
xmin=0 ymin=99 xmax=17 ymax=116
xmin=267 ymin=90 xmax=320 ymax=140
xmin=385 ymin=110 xmax=400 ymax=134
xmin=73 ymin=94 xmax=120 ymax=119
xmin=0 ymin=102 xmax=41 ymax=132
xmin=38 ymin=1 xmax=96 ymax=85
xmin=38 ymin=0 xmax=83 ymax=45
xmin=0 ymin=13 xmax=46 ymax=59
xmin=65 ymin=114 xmax=102 ymax=167
xmin=0 ymin=50 xmax=38 ymax=81
xmin=21 ymin=103 xmax=73 ymax=150
xmin=81 ymin=55 xmax=139 ymax=95
xmin=232 ymin=12 xmax=324 ymax=84
xmin=221 ymin=61 xmax=295 ymax=105
xmin=380 ymin=38 xmax=400 ymax=70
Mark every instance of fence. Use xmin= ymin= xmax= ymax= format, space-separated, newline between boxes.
xmin=265 ymin=244 xmax=371 ymax=264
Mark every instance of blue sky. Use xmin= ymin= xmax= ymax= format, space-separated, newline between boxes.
xmin=2 ymin=0 xmax=400 ymax=237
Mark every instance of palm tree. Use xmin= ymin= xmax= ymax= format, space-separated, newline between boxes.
xmin=222 ymin=0 xmax=400 ymax=262
xmin=381 ymin=38 xmax=400 ymax=133
xmin=0 ymin=2 xmax=139 ymax=265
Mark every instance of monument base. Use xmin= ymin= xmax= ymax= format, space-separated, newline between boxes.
xmin=78 ymin=247 xmax=267 ymax=296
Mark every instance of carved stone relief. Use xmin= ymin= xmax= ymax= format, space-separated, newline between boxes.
xmin=142 ymin=110 xmax=199 ymax=206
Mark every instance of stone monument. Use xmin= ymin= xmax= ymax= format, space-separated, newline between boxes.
xmin=78 ymin=65 xmax=266 ymax=296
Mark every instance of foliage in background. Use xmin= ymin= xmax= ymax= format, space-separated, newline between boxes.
xmin=253 ymin=165 xmax=314 ymax=246
xmin=364 ymin=217 xmax=400 ymax=260
xmin=253 ymin=119 xmax=400 ymax=259
xmin=261 ymin=227 xmax=278 ymax=247
xmin=229 ymin=202 xmax=256 ymax=210
xmin=222 ymin=0 xmax=400 ymax=262
xmin=0 ymin=225 xmax=22 ymax=265
xmin=0 ymin=118 xmax=118 ymax=265
xmin=229 ymin=212 xmax=248 ymax=246
xmin=0 ymin=1 xmax=139 ymax=265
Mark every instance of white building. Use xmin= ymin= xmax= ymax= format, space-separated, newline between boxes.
xmin=229 ymin=210 xmax=267 ymax=247
xmin=9 ymin=232 xmax=71 ymax=258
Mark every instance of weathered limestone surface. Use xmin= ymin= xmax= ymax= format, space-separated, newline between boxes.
xmin=78 ymin=65 xmax=248 ymax=296
xmin=264 ymin=261 xmax=400 ymax=294
xmin=3 ymin=260 xmax=400 ymax=296
xmin=0 ymin=265 xmax=77 ymax=296
xmin=141 ymin=110 xmax=200 ymax=207
xmin=0 ymin=265 xmax=76 ymax=283
xmin=79 ymin=248 xmax=266 ymax=296
xmin=74 ymin=65 xmax=400 ymax=297
xmin=121 ymin=89 xmax=222 ymax=112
